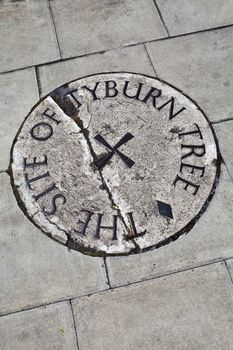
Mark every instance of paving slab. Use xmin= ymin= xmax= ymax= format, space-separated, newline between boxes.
xmin=0 ymin=0 xmax=59 ymax=72
xmin=38 ymin=45 xmax=155 ymax=96
xmin=0 ymin=173 xmax=108 ymax=316
xmin=0 ymin=68 xmax=38 ymax=171
xmin=72 ymin=263 xmax=233 ymax=350
xmin=156 ymin=0 xmax=233 ymax=35
xmin=0 ymin=301 xmax=77 ymax=350
xmin=106 ymin=165 xmax=233 ymax=287
xmin=146 ymin=27 xmax=233 ymax=123
xmin=50 ymin=0 xmax=167 ymax=59
xmin=214 ymin=120 xmax=233 ymax=180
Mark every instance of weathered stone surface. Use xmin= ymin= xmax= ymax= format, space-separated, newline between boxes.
xmin=11 ymin=73 xmax=219 ymax=256
xmin=0 ymin=0 xmax=59 ymax=72
xmin=0 ymin=68 xmax=38 ymax=170
xmin=0 ymin=173 xmax=107 ymax=316
xmin=156 ymin=0 xmax=233 ymax=35
xmin=106 ymin=165 xmax=233 ymax=286
xmin=72 ymin=263 xmax=233 ymax=350
xmin=38 ymin=45 xmax=155 ymax=96
xmin=146 ymin=27 xmax=233 ymax=122
xmin=50 ymin=0 xmax=167 ymax=58
xmin=214 ymin=120 xmax=233 ymax=180
xmin=0 ymin=302 xmax=77 ymax=350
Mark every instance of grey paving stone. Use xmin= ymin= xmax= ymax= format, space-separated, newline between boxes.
xmin=106 ymin=165 xmax=233 ymax=287
xmin=72 ymin=263 xmax=233 ymax=350
xmin=0 ymin=302 xmax=77 ymax=350
xmin=39 ymin=45 xmax=155 ymax=96
xmin=0 ymin=69 xmax=38 ymax=171
xmin=50 ymin=0 xmax=167 ymax=59
xmin=156 ymin=0 xmax=233 ymax=35
xmin=0 ymin=0 xmax=59 ymax=72
xmin=214 ymin=120 xmax=233 ymax=180
xmin=146 ymin=27 xmax=233 ymax=122
xmin=0 ymin=173 xmax=108 ymax=316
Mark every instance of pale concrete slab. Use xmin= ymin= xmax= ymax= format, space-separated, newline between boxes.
xmin=50 ymin=0 xmax=167 ymax=59
xmin=0 ymin=173 xmax=108 ymax=316
xmin=0 ymin=302 xmax=77 ymax=350
xmin=214 ymin=120 xmax=233 ymax=180
xmin=72 ymin=263 xmax=233 ymax=350
xmin=156 ymin=0 xmax=233 ymax=35
xmin=146 ymin=27 xmax=233 ymax=122
xmin=38 ymin=45 xmax=155 ymax=96
xmin=106 ymin=165 xmax=233 ymax=287
xmin=0 ymin=68 xmax=38 ymax=171
xmin=0 ymin=0 xmax=59 ymax=72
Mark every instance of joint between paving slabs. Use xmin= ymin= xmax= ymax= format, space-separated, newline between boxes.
xmin=47 ymin=0 xmax=62 ymax=59
xmin=1 ymin=258 xmax=232 ymax=319
xmin=153 ymin=0 xmax=170 ymax=37
xmin=51 ymin=94 xmax=141 ymax=252
xmin=1 ymin=23 xmax=233 ymax=77
xmin=224 ymin=261 xmax=233 ymax=284
xmin=0 ymin=169 xmax=9 ymax=174
xmin=143 ymin=43 xmax=158 ymax=77
xmin=220 ymin=158 xmax=233 ymax=184
xmin=35 ymin=66 xmax=43 ymax=99
xmin=103 ymin=257 xmax=112 ymax=288
xmin=69 ymin=300 xmax=80 ymax=350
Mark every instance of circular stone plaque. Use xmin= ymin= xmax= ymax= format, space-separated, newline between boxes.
xmin=11 ymin=73 xmax=220 ymax=256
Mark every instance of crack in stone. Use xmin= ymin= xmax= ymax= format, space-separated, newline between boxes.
xmin=51 ymin=92 xmax=138 ymax=251
xmin=99 ymin=175 xmax=144 ymax=252
xmin=31 ymin=209 xmax=40 ymax=219
xmin=45 ymin=216 xmax=68 ymax=243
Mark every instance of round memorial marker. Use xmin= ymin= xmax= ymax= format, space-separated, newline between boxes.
xmin=11 ymin=73 xmax=220 ymax=256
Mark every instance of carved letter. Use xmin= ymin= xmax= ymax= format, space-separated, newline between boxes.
xmin=142 ymin=87 xmax=161 ymax=108
xmin=31 ymin=122 xmax=53 ymax=141
xmin=24 ymin=155 xmax=47 ymax=169
xmin=158 ymin=97 xmax=185 ymax=120
xmin=178 ymin=123 xmax=203 ymax=140
xmin=95 ymin=214 xmax=118 ymax=240
xmin=25 ymin=171 xmax=50 ymax=190
xmin=74 ymin=210 xmax=94 ymax=236
xmin=64 ymin=89 xmax=82 ymax=108
xmin=42 ymin=108 xmax=61 ymax=125
xmin=181 ymin=144 xmax=206 ymax=159
xmin=82 ymin=82 xmax=100 ymax=100
xmin=105 ymin=80 xmax=118 ymax=98
xmin=43 ymin=194 xmax=67 ymax=216
xmin=123 ymin=81 xmax=143 ymax=100
xmin=33 ymin=183 xmax=56 ymax=201
xmin=180 ymin=163 xmax=205 ymax=177
xmin=126 ymin=212 xmax=146 ymax=238
xmin=173 ymin=175 xmax=199 ymax=195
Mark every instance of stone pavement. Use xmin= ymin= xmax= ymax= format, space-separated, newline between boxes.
xmin=0 ymin=0 xmax=233 ymax=349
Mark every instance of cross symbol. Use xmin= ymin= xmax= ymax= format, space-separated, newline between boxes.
xmin=94 ymin=133 xmax=135 ymax=169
